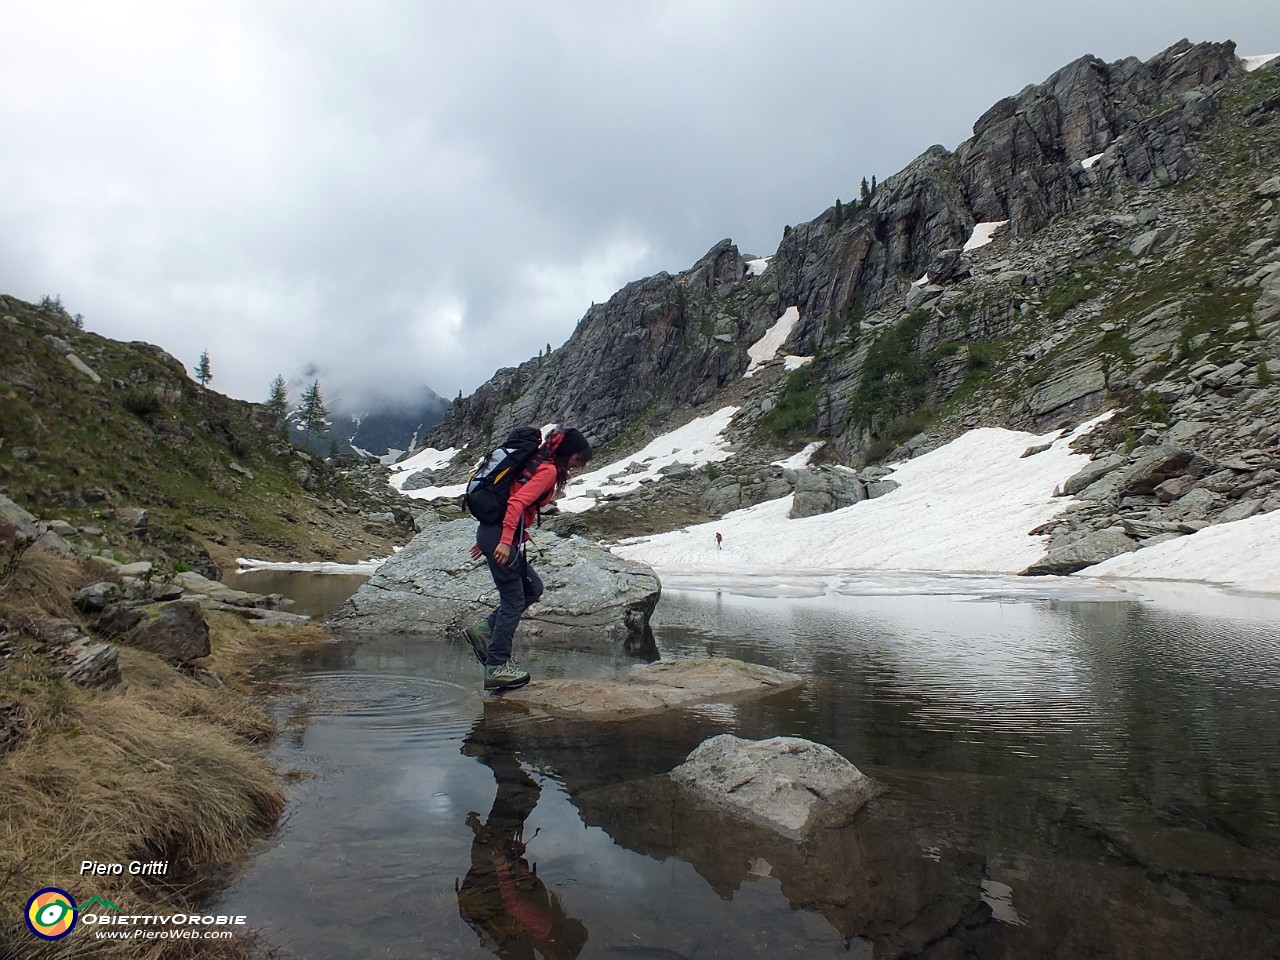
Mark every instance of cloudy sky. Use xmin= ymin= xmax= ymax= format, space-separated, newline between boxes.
xmin=2 ymin=1 xmax=1276 ymax=412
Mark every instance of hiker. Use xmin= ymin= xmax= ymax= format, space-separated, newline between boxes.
xmin=715 ymin=531 xmax=723 ymax=550
xmin=465 ymin=428 xmax=593 ymax=690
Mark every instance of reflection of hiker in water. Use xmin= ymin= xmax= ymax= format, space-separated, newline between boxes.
xmin=457 ymin=713 xmax=588 ymax=960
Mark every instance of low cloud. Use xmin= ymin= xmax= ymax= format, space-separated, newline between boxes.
xmin=1 ymin=1 xmax=1275 ymax=408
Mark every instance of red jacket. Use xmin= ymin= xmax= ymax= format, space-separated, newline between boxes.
xmin=501 ymin=460 xmax=557 ymax=546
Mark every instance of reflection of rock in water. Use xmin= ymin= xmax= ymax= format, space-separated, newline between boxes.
xmin=573 ymin=775 xmax=999 ymax=956
xmin=457 ymin=709 xmax=589 ymax=960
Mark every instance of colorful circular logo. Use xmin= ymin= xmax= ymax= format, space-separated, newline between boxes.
xmin=26 ymin=888 xmax=78 ymax=940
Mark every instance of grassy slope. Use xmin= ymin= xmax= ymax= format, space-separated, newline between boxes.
xmin=0 ymin=296 xmax=406 ymax=573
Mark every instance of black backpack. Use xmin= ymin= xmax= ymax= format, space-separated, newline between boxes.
xmin=462 ymin=427 xmax=543 ymax=524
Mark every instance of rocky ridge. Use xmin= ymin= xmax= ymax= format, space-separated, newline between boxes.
xmin=408 ymin=41 xmax=1279 ymax=576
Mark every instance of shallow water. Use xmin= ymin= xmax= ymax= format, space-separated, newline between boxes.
xmin=227 ymin=569 xmax=370 ymax=618
xmin=211 ymin=573 xmax=1280 ymax=959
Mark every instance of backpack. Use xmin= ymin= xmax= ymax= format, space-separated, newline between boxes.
xmin=462 ymin=427 xmax=544 ymax=524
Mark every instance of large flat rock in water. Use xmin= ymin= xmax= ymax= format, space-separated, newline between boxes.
xmin=330 ymin=518 xmax=661 ymax=656
xmin=501 ymin=657 xmax=802 ymax=720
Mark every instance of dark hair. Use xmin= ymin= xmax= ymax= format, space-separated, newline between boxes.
xmin=549 ymin=428 xmax=592 ymax=492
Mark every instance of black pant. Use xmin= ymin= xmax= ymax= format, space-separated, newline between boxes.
xmin=475 ymin=522 xmax=544 ymax=666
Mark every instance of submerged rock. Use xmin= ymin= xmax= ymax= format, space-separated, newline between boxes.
xmin=501 ymin=657 xmax=802 ymax=720
xmin=331 ymin=518 xmax=661 ymax=656
xmin=670 ymin=734 xmax=881 ymax=841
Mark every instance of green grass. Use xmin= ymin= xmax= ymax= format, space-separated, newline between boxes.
xmin=0 ymin=298 xmax=372 ymax=570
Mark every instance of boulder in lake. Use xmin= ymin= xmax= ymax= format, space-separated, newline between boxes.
xmin=670 ymin=734 xmax=881 ymax=841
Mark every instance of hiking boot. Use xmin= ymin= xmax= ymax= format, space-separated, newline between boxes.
xmin=463 ymin=621 xmax=491 ymax=665
xmin=484 ymin=661 xmax=530 ymax=690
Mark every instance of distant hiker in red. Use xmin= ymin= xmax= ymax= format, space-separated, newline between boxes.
xmin=465 ymin=428 xmax=593 ymax=690
xmin=715 ymin=531 xmax=723 ymax=550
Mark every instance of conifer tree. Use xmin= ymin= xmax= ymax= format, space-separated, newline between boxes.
xmin=267 ymin=375 xmax=289 ymax=423
xmin=299 ymin=380 xmax=329 ymax=443
xmin=834 ymin=198 xmax=844 ymax=229
xmin=860 ymin=177 xmax=870 ymax=206
xmin=196 ymin=349 xmax=212 ymax=387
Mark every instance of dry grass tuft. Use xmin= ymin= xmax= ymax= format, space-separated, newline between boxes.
xmin=0 ymin=560 xmax=336 ymax=957
xmin=0 ymin=547 xmax=93 ymax=625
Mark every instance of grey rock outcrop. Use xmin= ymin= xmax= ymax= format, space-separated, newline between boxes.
xmin=332 ymin=518 xmax=661 ymax=656
xmin=99 ymin=599 xmax=212 ymax=664
xmin=0 ymin=494 xmax=40 ymax=539
xmin=669 ymin=735 xmax=881 ymax=841
xmin=30 ymin=617 xmax=123 ymax=689
xmin=1024 ymin=528 xmax=1139 ymax=576
xmin=425 ymin=238 xmax=758 ymax=456
xmin=788 ymin=465 xmax=867 ymax=518
xmin=700 ymin=466 xmax=793 ymax=515
xmin=1054 ymin=453 xmax=1126 ymax=496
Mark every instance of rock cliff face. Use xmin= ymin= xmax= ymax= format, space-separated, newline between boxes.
xmin=411 ymin=40 xmax=1280 ymax=572
xmin=428 ymin=238 xmax=753 ymax=451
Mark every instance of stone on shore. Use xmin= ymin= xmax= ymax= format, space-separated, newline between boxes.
xmin=500 ymin=657 xmax=802 ymax=720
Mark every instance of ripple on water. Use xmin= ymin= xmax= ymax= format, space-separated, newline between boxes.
xmin=278 ymin=671 xmax=475 ymax=746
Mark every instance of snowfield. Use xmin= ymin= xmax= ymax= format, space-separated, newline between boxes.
xmin=266 ymin=408 xmax=1280 ymax=595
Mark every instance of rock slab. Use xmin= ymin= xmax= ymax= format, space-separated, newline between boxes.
xmin=501 ymin=657 xmax=802 ymax=720
xmin=670 ymin=734 xmax=880 ymax=841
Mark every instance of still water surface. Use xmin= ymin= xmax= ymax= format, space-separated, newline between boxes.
xmin=212 ymin=572 xmax=1280 ymax=959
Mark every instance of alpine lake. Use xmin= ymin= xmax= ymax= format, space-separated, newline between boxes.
xmin=215 ymin=568 xmax=1280 ymax=959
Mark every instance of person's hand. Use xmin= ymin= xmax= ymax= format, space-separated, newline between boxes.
xmin=494 ymin=543 xmax=512 ymax=566
xmin=470 ymin=544 xmax=483 ymax=561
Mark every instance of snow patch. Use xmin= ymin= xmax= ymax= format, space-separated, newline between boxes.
xmin=388 ymin=445 xmax=463 ymax=498
xmin=912 ymin=273 xmax=931 ymax=286
xmin=745 ymin=307 xmax=800 ymax=378
xmin=963 ymin=220 xmax=1009 ymax=252
xmin=237 ymin=556 xmax=390 ymax=574
xmin=616 ymin=413 xmax=1115 ymax=574
xmin=1080 ymin=152 xmax=1105 ymax=170
xmin=1242 ymin=53 xmax=1280 ymax=72
xmin=746 ymin=257 xmax=772 ymax=276
xmin=1083 ymin=511 xmax=1280 ymax=594
xmin=773 ymin=442 xmax=825 ymax=469
xmin=783 ymin=355 xmax=814 ymax=372
xmin=559 ymin=406 xmax=739 ymax=512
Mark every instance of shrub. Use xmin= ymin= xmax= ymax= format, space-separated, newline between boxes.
xmin=123 ymin=388 xmax=163 ymax=419
xmin=764 ymin=366 xmax=820 ymax=439
xmin=851 ymin=309 xmax=931 ymax=427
